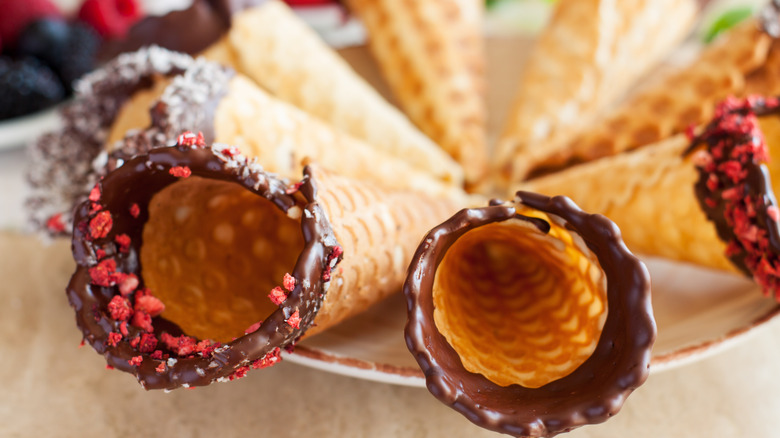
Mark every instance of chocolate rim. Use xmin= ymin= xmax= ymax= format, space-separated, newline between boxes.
xmin=687 ymin=95 xmax=780 ymax=297
xmin=67 ymin=141 xmax=342 ymax=390
xmin=403 ymin=192 xmax=654 ymax=437
xmin=26 ymin=46 xmax=200 ymax=236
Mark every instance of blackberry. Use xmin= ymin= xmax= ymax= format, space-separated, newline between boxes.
xmin=0 ymin=56 xmax=65 ymax=120
xmin=15 ymin=18 xmax=99 ymax=93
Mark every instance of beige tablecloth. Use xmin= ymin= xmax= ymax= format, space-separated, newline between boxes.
xmin=2 ymin=232 xmax=780 ymax=438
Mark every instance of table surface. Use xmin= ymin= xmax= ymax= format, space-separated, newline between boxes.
xmin=4 ymin=31 xmax=780 ymax=438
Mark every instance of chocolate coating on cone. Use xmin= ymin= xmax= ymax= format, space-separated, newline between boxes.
xmin=404 ymin=193 xmax=654 ymax=437
xmin=67 ymin=142 xmax=341 ymax=389
xmin=687 ymin=96 xmax=780 ymax=296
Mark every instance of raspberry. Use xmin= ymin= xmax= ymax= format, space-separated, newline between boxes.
xmin=78 ymin=0 xmax=143 ymax=40
xmin=0 ymin=56 xmax=64 ymax=120
xmin=15 ymin=19 xmax=99 ymax=93
xmin=0 ymin=0 xmax=62 ymax=48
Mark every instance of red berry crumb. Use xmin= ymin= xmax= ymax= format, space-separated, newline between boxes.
xmin=286 ymin=310 xmax=301 ymax=329
xmin=128 ymin=355 xmax=143 ymax=366
xmin=89 ymin=211 xmax=113 ymax=239
xmin=107 ymin=332 xmax=122 ymax=347
xmin=107 ymin=295 xmax=132 ymax=321
xmin=46 ymin=213 xmax=66 ymax=234
xmin=129 ymin=203 xmax=140 ymax=218
xmin=114 ymin=233 xmax=131 ymax=252
xmin=89 ymin=258 xmax=117 ymax=287
xmin=283 ymin=273 xmax=296 ymax=291
xmin=268 ymin=287 xmax=287 ymax=305
xmin=135 ymin=294 xmax=165 ymax=317
xmin=169 ymin=166 xmax=192 ymax=178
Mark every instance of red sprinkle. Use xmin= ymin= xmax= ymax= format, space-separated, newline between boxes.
xmin=286 ymin=310 xmax=301 ymax=329
xmin=251 ymin=347 xmax=282 ymax=369
xmin=115 ymin=234 xmax=131 ymax=253
xmin=155 ymin=363 xmax=166 ymax=373
xmin=107 ymin=332 xmax=122 ymax=347
xmin=285 ymin=182 xmax=303 ymax=194
xmin=135 ymin=295 xmax=165 ymax=317
xmin=268 ymin=287 xmax=287 ymax=306
xmin=138 ymin=333 xmax=158 ymax=353
xmin=89 ymin=211 xmax=113 ymax=239
xmin=283 ymin=273 xmax=296 ymax=291
xmin=107 ymin=295 xmax=132 ymax=321
xmin=177 ymin=131 xmax=206 ymax=147
xmin=768 ymin=206 xmax=780 ymax=222
xmin=46 ymin=213 xmax=66 ymax=233
xmin=117 ymin=273 xmax=139 ymax=296
xmin=150 ymin=350 xmax=164 ymax=360
xmin=88 ymin=185 xmax=101 ymax=202
xmin=245 ymin=321 xmax=262 ymax=334
xmin=129 ymin=203 xmax=140 ymax=218
xmin=169 ymin=166 xmax=192 ymax=178
xmin=128 ymin=356 xmax=143 ymax=366
xmin=89 ymin=259 xmax=117 ymax=287
xmin=119 ymin=321 xmax=129 ymax=337
xmin=132 ymin=311 xmax=153 ymax=333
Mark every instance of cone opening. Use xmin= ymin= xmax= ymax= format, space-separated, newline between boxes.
xmin=141 ymin=176 xmax=304 ymax=343
xmin=431 ymin=212 xmax=607 ymax=388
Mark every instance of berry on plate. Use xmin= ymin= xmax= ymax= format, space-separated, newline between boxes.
xmin=0 ymin=0 xmax=62 ymax=48
xmin=0 ymin=56 xmax=65 ymax=120
xmin=78 ymin=0 xmax=143 ymax=39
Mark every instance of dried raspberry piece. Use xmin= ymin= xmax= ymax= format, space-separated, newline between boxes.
xmin=251 ymin=347 xmax=281 ymax=369
xmin=768 ymin=206 xmax=780 ymax=222
xmin=89 ymin=258 xmax=117 ymax=287
xmin=229 ymin=366 xmax=249 ymax=381
xmin=114 ymin=233 xmax=131 ymax=253
xmin=46 ymin=213 xmax=66 ymax=233
xmin=89 ymin=211 xmax=113 ymax=239
xmin=177 ymin=131 xmax=205 ymax=147
xmin=286 ymin=182 xmax=303 ymax=194
xmin=117 ymin=273 xmax=139 ymax=296
xmin=176 ymin=336 xmax=197 ymax=356
xmin=268 ymin=287 xmax=287 ymax=306
xmin=107 ymin=332 xmax=122 ymax=347
xmin=119 ymin=321 xmax=129 ymax=337
xmin=88 ymin=185 xmax=101 ymax=202
xmin=283 ymin=273 xmax=296 ymax=291
xmin=150 ymin=350 xmax=163 ymax=360
xmin=244 ymin=321 xmax=262 ymax=334
xmin=135 ymin=294 xmax=164 ymax=317
xmin=287 ymin=310 xmax=301 ymax=329
xmin=107 ymin=295 xmax=131 ymax=321
xmin=169 ymin=166 xmax=192 ymax=178
xmin=128 ymin=355 xmax=143 ymax=366
xmin=138 ymin=333 xmax=158 ymax=353
xmin=155 ymin=362 xmax=166 ymax=373
xmin=129 ymin=203 xmax=140 ymax=218
xmin=77 ymin=0 xmax=142 ymax=39
xmin=132 ymin=311 xmax=153 ymax=333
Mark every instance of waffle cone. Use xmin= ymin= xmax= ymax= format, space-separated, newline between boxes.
xmin=516 ymin=17 xmax=780 ymax=181
xmin=494 ymin=0 xmax=697 ymax=186
xmin=348 ymin=0 xmax=488 ymax=184
xmin=304 ymin=165 xmax=465 ymax=335
xmin=108 ymin=61 xmax=466 ymax=201
xmin=525 ymin=134 xmax=735 ymax=272
xmin=203 ymin=0 xmax=464 ymax=185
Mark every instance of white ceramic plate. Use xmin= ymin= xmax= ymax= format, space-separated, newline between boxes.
xmin=285 ymin=257 xmax=780 ymax=387
xmin=0 ymin=106 xmax=62 ymax=151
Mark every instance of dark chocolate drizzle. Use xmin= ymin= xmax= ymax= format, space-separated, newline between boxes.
xmin=67 ymin=142 xmax=341 ymax=390
xmin=98 ymin=0 xmax=270 ymax=61
xmin=404 ymin=193 xmax=654 ymax=437
xmin=686 ymin=96 xmax=780 ymax=296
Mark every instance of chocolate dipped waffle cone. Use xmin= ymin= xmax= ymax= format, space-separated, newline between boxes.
xmin=67 ymin=136 xmax=464 ymax=390
xmin=505 ymin=3 xmax=780 ymax=183
xmin=203 ymin=0 xmax=465 ymax=186
xmin=528 ymin=96 xmax=780 ymax=297
xmin=106 ymin=52 xmax=465 ymax=201
xmin=493 ymin=0 xmax=697 ymax=187
xmin=347 ymin=0 xmax=488 ymax=184
xmin=404 ymin=192 xmax=654 ymax=437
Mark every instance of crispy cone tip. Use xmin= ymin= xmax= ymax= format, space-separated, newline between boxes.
xmin=404 ymin=193 xmax=654 ymax=437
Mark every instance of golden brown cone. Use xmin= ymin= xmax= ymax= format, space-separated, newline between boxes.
xmin=524 ymin=134 xmax=735 ymax=272
xmin=348 ymin=0 xmax=488 ymax=184
xmin=107 ymin=69 xmax=468 ymax=202
xmin=494 ymin=0 xmax=698 ymax=187
xmin=305 ymin=165 xmax=469 ymax=335
xmin=202 ymin=0 xmax=465 ymax=186
xmin=512 ymin=17 xmax=780 ymax=183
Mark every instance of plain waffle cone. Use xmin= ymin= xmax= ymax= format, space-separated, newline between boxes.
xmin=348 ymin=0 xmax=488 ymax=184
xmin=108 ymin=62 xmax=467 ymax=201
xmin=305 ymin=165 xmax=466 ymax=335
xmin=525 ymin=134 xmax=735 ymax=272
xmin=203 ymin=0 xmax=464 ymax=186
xmin=517 ymin=17 xmax=780 ymax=181
xmin=494 ymin=0 xmax=697 ymax=187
